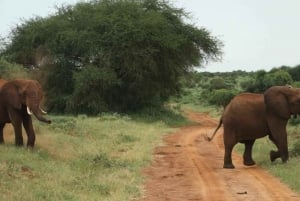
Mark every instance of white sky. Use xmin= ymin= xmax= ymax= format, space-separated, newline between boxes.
xmin=1 ymin=0 xmax=300 ymax=72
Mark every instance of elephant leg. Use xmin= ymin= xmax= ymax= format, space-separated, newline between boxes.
xmin=9 ymin=109 xmax=23 ymax=146
xmin=223 ymin=135 xmax=236 ymax=169
xmin=0 ymin=123 xmax=5 ymax=143
xmin=268 ymin=118 xmax=289 ymax=163
xmin=22 ymin=114 xmax=35 ymax=147
xmin=268 ymin=135 xmax=281 ymax=162
xmin=242 ymin=140 xmax=256 ymax=166
xmin=224 ymin=145 xmax=235 ymax=168
xmin=12 ymin=123 xmax=23 ymax=146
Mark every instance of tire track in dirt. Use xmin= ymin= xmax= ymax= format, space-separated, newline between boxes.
xmin=140 ymin=112 xmax=300 ymax=201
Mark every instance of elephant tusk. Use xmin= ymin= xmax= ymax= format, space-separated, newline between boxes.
xmin=39 ymin=107 xmax=47 ymax=114
xmin=27 ymin=107 xmax=33 ymax=115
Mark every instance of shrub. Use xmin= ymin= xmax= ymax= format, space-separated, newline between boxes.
xmin=0 ymin=58 xmax=29 ymax=79
xmin=66 ymin=65 xmax=120 ymax=114
xmin=208 ymin=89 xmax=238 ymax=108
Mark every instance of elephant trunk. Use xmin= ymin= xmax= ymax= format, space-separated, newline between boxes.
xmin=27 ymin=105 xmax=51 ymax=124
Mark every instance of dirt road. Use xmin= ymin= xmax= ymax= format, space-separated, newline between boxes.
xmin=140 ymin=112 xmax=300 ymax=201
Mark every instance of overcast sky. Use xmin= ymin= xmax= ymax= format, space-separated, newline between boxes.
xmin=1 ymin=0 xmax=300 ymax=72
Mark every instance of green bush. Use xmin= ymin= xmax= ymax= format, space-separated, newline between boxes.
xmin=288 ymin=117 xmax=300 ymax=126
xmin=208 ymin=89 xmax=238 ymax=108
xmin=0 ymin=58 xmax=28 ymax=79
xmin=264 ymin=70 xmax=293 ymax=88
xmin=292 ymin=81 xmax=300 ymax=88
xmin=290 ymin=139 xmax=300 ymax=157
xmin=208 ymin=77 xmax=227 ymax=90
xmin=66 ymin=65 xmax=120 ymax=114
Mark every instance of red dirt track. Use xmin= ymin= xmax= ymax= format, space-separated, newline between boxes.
xmin=140 ymin=112 xmax=300 ymax=201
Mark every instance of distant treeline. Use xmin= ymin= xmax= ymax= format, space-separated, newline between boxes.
xmin=179 ymin=65 xmax=300 ymax=108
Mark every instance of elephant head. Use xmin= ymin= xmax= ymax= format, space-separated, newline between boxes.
xmin=2 ymin=79 xmax=51 ymax=124
xmin=264 ymin=86 xmax=300 ymax=119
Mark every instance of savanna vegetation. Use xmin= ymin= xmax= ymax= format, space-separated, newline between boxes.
xmin=1 ymin=0 xmax=300 ymax=200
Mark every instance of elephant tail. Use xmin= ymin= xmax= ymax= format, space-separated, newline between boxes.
xmin=207 ymin=117 xmax=223 ymax=141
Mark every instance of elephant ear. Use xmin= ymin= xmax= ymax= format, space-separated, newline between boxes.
xmin=264 ymin=86 xmax=290 ymax=119
xmin=2 ymin=80 xmax=27 ymax=109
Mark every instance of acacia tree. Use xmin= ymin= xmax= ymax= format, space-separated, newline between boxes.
xmin=2 ymin=0 xmax=222 ymax=113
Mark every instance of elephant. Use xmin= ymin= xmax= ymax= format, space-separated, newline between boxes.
xmin=0 ymin=79 xmax=51 ymax=147
xmin=207 ymin=85 xmax=300 ymax=169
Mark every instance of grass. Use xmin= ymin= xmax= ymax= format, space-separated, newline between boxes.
xmin=0 ymin=109 xmax=184 ymax=201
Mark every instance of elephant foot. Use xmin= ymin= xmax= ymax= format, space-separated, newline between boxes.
xmin=243 ymin=160 xmax=256 ymax=166
xmin=15 ymin=138 xmax=24 ymax=146
xmin=281 ymin=155 xmax=289 ymax=163
xmin=27 ymin=143 xmax=34 ymax=148
xmin=270 ymin=150 xmax=280 ymax=162
xmin=223 ymin=163 xmax=235 ymax=169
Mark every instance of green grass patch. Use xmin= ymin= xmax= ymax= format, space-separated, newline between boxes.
xmin=0 ymin=111 xmax=181 ymax=201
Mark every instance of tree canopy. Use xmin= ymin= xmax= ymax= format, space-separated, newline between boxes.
xmin=1 ymin=0 xmax=223 ymax=113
